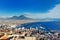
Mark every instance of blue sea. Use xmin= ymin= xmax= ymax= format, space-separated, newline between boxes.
xmin=16 ymin=21 xmax=60 ymax=31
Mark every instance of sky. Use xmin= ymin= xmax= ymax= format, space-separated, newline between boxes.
xmin=0 ymin=0 xmax=60 ymax=19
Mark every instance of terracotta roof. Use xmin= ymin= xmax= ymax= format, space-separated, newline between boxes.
xmin=0 ymin=33 xmax=8 ymax=40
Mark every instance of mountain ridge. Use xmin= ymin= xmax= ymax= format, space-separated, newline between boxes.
xmin=7 ymin=15 xmax=33 ymax=20
xmin=0 ymin=15 xmax=60 ymax=21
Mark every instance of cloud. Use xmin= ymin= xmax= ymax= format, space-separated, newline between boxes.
xmin=24 ymin=4 xmax=60 ymax=19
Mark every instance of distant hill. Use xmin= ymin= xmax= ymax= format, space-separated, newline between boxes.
xmin=7 ymin=15 xmax=33 ymax=20
xmin=0 ymin=15 xmax=60 ymax=21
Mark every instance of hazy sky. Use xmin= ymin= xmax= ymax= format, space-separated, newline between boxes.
xmin=0 ymin=0 xmax=60 ymax=18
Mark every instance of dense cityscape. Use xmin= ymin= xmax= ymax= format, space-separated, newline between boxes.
xmin=0 ymin=22 xmax=60 ymax=40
